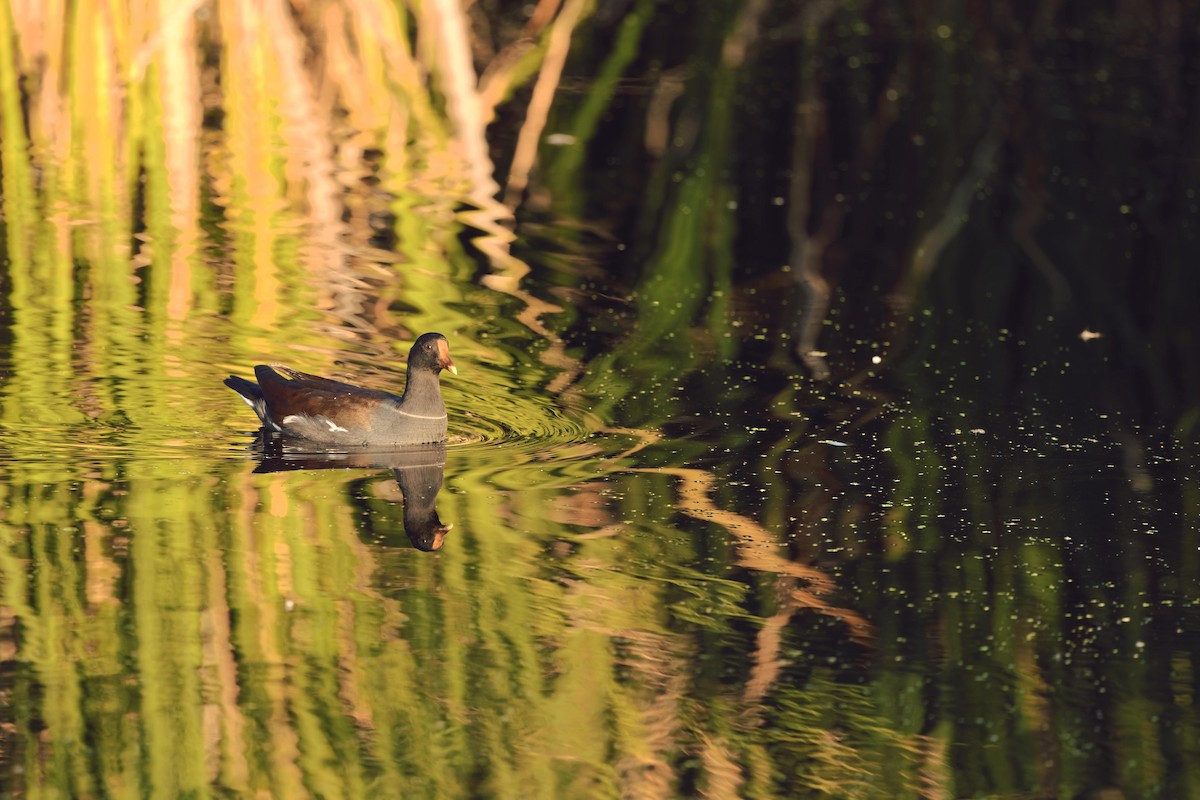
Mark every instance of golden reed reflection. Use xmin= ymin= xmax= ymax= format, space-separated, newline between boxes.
xmin=635 ymin=468 xmax=874 ymax=691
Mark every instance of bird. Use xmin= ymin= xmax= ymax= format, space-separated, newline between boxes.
xmin=225 ymin=332 xmax=457 ymax=448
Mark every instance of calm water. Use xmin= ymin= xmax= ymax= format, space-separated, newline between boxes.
xmin=2 ymin=3 xmax=1200 ymax=799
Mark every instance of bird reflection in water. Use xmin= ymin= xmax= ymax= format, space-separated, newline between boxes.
xmin=251 ymin=438 xmax=452 ymax=551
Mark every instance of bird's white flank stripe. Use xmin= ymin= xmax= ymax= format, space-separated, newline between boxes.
xmin=280 ymin=413 xmax=349 ymax=433
xmin=394 ymin=409 xmax=447 ymax=420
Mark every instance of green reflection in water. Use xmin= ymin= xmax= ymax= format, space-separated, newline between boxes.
xmin=2 ymin=1 xmax=1200 ymax=799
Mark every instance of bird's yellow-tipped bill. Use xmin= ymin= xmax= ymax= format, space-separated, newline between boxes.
xmin=436 ymin=338 xmax=457 ymax=375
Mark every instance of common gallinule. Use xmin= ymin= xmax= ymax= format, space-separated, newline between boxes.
xmin=225 ymin=332 xmax=457 ymax=447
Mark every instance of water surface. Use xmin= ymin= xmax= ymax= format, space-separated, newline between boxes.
xmin=2 ymin=3 xmax=1199 ymax=799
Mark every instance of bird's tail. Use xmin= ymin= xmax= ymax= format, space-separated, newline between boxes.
xmin=224 ymin=375 xmax=268 ymax=424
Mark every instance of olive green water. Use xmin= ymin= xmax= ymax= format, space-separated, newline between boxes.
xmin=2 ymin=2 xmax=1200 ymax=799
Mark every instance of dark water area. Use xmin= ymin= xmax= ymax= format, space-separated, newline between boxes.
xmin=2 ymin=2 xmax=1200 ymax=798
